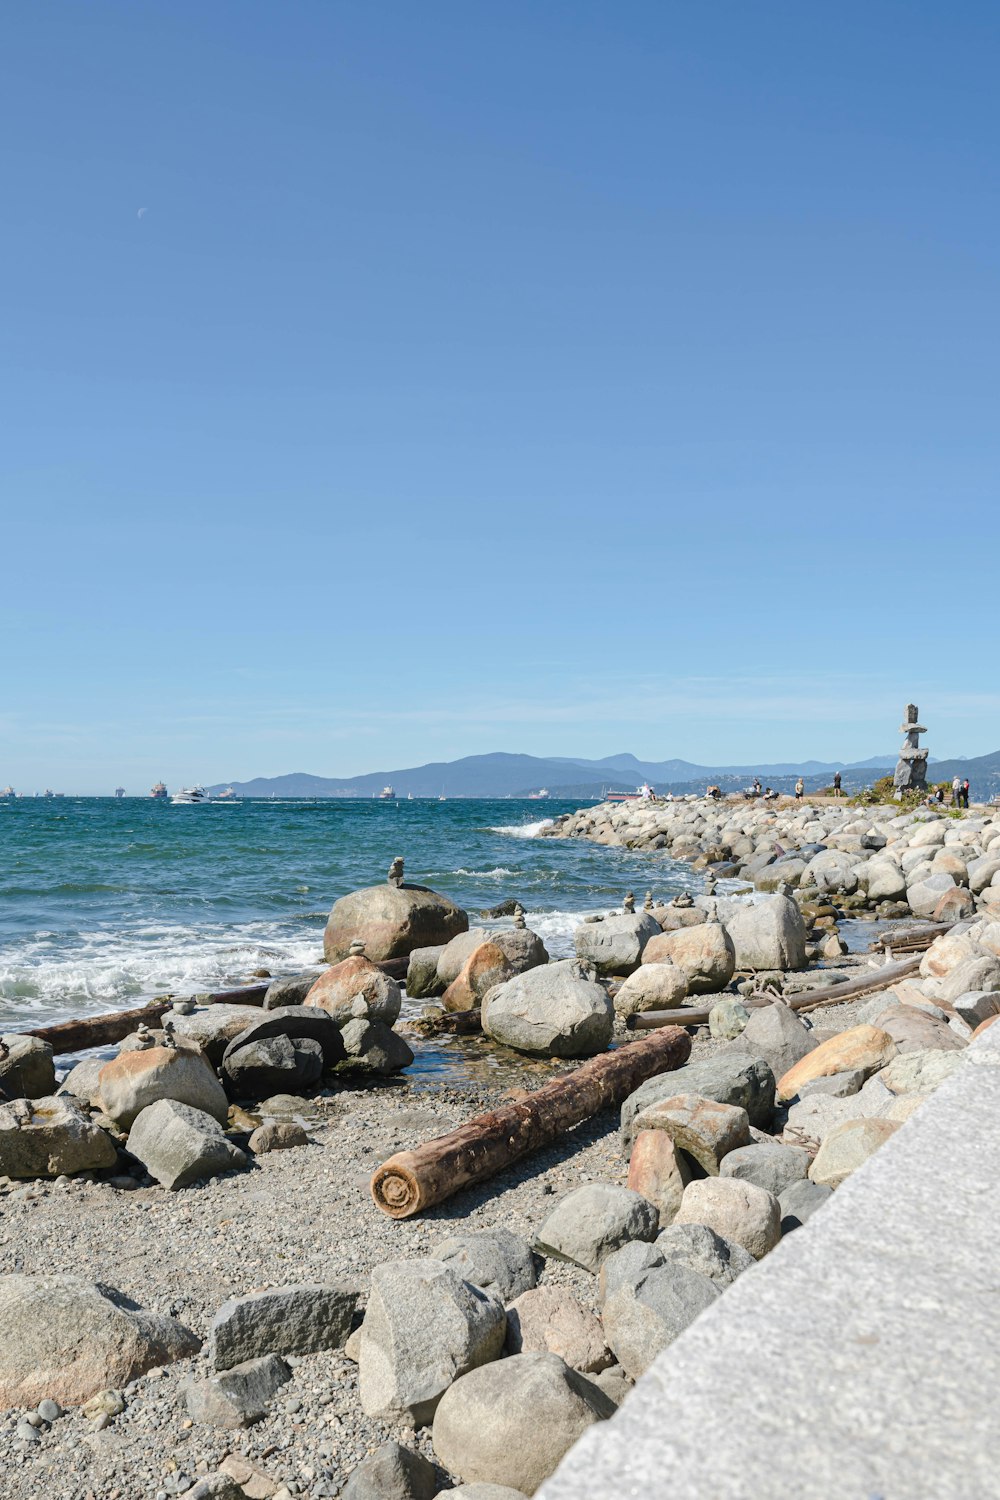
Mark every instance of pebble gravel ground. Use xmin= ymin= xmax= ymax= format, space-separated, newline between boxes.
xmin=0 ymin=1055 xmax=630 ymax=1500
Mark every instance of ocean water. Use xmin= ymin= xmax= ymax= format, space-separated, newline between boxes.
xmin=0 ymin=797 xmax=695 ymax=1034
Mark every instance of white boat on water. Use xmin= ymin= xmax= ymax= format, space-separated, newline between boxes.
xmin=171 ymin=786 xmax=209 ymax=805
xmin=0 ymin=786 xmax=14 ymax=800
xmin=527 ymin=788 xmax=550 ymax=800
xmin=378 ymin=786 xmax=396 ymax=801
xmin=215 ymin=787 xmax=240 ymax=802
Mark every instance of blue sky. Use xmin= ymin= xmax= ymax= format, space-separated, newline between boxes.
xmin=3 ymin=2 xmax=998 ymax=792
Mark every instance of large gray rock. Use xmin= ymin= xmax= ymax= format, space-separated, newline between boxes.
xmin=723 ymin=895 xmax=807 ymax=972
xmin=491 ymin=926 xmax=549 ymax=975
xmin=221 ymin=1034 xmax=325 ymax=1097
xmin=335 ymin=1019 xmax=414 ymax=1076
xmin=127 ymin=1099 xmax=247 ymax=1189
xmin=324 ymin=882 xmax=469 ymax=964
xmin=653 ymin=1223 xmax=756 ymax=1288
xmin=640 ymin=922 xmax=736 ymax=993
xmin=573 ymin=912 xmax=660 ymax=977
xmin=222 ymin=1006 xmax=345 ymax=1069
xmin=406 ymin=945 xmax=446 ymax=999
xmin=602 ymin=1263 xmax=720 ymax=1379
xmin=621 ymin=1053 xmax=776 ymax=1150
xmin=481 ymin=960 xmax=613 ymax=1058
xmin=596 ymin=1241 xmax=666 ymax=1307
xmin=56 ymin=1056 xmax=105 ymax=1107
xmin=431 ymin=1353 xmax=614 ymax=1495
xmin=533 ymin=1184 xmax=658 ymax=1272
xmin=305 ymin=957 xmax=402 ymax=1027
xmin=632 ymin=1093 xmax=750 ymax=1175
xmin=863 ymin=861 xmax=908 ymax=903
xmin=720 ymin=1141 xmax=811 ymax=1197
xmin=435 ymin=1228 xmax=537 ymax=1300
xmin=98 ymin=1044 xmax=229 ymax=1130
xmin=949 ymin=990 xmax=1000 ymax=1029
xmin=162 ymin=1004 xmax=265 ymax=1064
xmin=263 ymin=975 xmax=316 ymax=1010
xmin=359 ymin=1259 xmax=506 ymax=1426
xmin=184 ymin=1354 xmax=291 ymax=1428
xmin=209 ymin=1284 xmax=358 ymax=1369
xmin=906 ymin=873 xmax=956 ymax=919
xmin=0 ymin=1274 xmax=200 ymax=1407
xmin=0 ymin=1036 xmax=56 ymax=1099
xmin=805 ymin=850 xmax=859 ymax=895
xmin=0 ymin=1095 xmax=118 ymax=1178
xmin=938 ymin=956 xmax=1000 ymax=1004
xmin=727 ymin=1002 xmax=817 ymax=1082
xmin=342 ymin=1441 xmax=437 ymax=1500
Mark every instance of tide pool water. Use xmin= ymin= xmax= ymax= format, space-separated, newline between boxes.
xmin=0 ymin=797 xmax=694 ymax=1031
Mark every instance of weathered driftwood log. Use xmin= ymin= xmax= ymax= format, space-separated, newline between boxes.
xmin=23 ymin=984 xmax=273 ymax=1055
xmin=370 ymin=1026 xmax=692 ymax=1219
xmin=625 ymin=955 xmax=924 ymax=1031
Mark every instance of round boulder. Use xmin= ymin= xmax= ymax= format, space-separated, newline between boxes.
xmin=431 ymin=1352 xmax=614 ymax=1495
xmin=305 ymin=956 xmax=402 ymax=1026
xmin=324 ymin=882 xmax=468 ymax=964
xmin=641 ymin=922 xmax=735 ymax=993
xmin=481 ymin=960 xmax=613 ymax=1058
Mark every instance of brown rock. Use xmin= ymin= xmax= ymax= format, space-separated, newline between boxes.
xmin=972 ymin=1013 xmax=1000 ymax=1038
xmin=442 ymin=941 xmax=518 ymax=1013
xmin=932 ymin=887 xmax=975 ymax=922
xmin=248 ymin=1121 xmax=308 ymax=1154
xmin=98 ymin=1045 xmax=230 ymax=1130
xmin=305 ymin=956 xmax=401 ymax=1026
xmin=777 ymin=1025 xmax=898 ymax=1102
xmin=219 ymin=1455 xmax=278 ymax=1499
xmin=627 ymin=1130 xmax=690 ymax=1227
xmin=641 ymin=923 xmax=735 ymax=993
xmin=633 ymin=1093 xmax=751 ymax=1175
xmin=504 ymin=1286 xmax=612 ymax=1373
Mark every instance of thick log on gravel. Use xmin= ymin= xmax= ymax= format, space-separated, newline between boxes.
xmin=22 ymin=984 xmax=273 ymax=1054
xmin=370 ymin=1026 xmax=692 ymax=1219
xmin=625 ymin=956 xmax=924 ymax=1031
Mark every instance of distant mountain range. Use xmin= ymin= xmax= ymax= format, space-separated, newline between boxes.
xmin=209 ymin=747 xmax=1000 ymax=802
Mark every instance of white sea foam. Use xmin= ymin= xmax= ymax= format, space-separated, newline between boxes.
xmin=489 ymin=819 xmax=554 ymax=839
xmin=451 ymin=867 xmax=514 ymax=879
xmin=0 ymin=919 xmax=325 ymax=1028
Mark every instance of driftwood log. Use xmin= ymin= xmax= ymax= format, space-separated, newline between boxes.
xmin=370 ymin=1025 xmax=692 ymax=1219
xmin=625 ymin=955 xmax=924 ymax=1031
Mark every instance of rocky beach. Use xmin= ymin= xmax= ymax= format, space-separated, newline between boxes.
xmin=2 ymin=793 xmax=1000 ymax=1499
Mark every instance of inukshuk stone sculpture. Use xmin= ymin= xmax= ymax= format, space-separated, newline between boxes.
xmin=893 ymin=703 xmax=929 ymax=794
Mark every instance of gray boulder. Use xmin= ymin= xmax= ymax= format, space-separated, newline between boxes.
xmin=0 ymin=1036 xmax=56 ymax=1099
xmin=437 ymin=929 xmax=490 ymax=986
xmin=221 ymin=1034 xmax=325 ymax=1097
xmin=491 ymin=926 xmax=549 ymax=975
xmin=720 ymin=1141 xmax=811 ymax=1197
xmin=533 ymin=1184 xmax=658 ymax=1272
xmin=0 ymin=1274 xmax=200 ymax=1407
xmin=573 ymin=912 xmax=660 ymax=977
xmin=127 ymin=1099 xmax=246 ymax=1189
xmin=938 ymin=956 xmax=1000 ymax=1004
xmin=0 ymin=1095 xmax=118 ymax=1179
xmin=596 ymin=1241 xmax=665 ymax=1307
xmin=263 ymin=976 xmax=316 ymax=1010
xmin=431 ymin=1353 xmax=614 ymax=1495
xmin=56 ymin=1056 xmax=105 ymax=1107
xmin=778 ymin=1177 xmax=833 ymax=1233
xmin=324 ymin=882 xmax=468 ymax=964
xmin=184 ymin=1354 xmax=291 ymax=1428
xmin=247 ymin=1120 xmax=308 ymax=1153
xmin=222 ymin=1006 xmax=345 ymax=1069
xmin=950 ymin=990 xmax=1000 ymax=1028
xmin=723 ymin=895 xmax=807 ymax=971
xmin=906 ymin=873 xmax=956 ymax=919
xmin=601 ymin=1263 xmax=719 ymax=1378
xmin=621 ymin=1053 xmax=776 ymax=1150
xmin=342 ymin=1441 xmax=437 ymax=1500
xmin=726 ymin=1002 xmax=818 ymax=1083
xmin=359 ymin=1259 xmax=506 ymax=1426
xmin=406 ymin=946 xmax=446 ymax=999
xmin=481 ymin=960 xmax=613 ymax=1058
xmin=435 ymin=1228 xmax=536 ymax=1300
xmin=209 ymin=1283 xmax=357 ymax=1369
xmin=162 ymin=1004 xmax=265 ymax=1064
xmin=653 ymin=1222 xmax=756 ymax=1288
xmin=335 ymin=1019 xmax=414 ymax=1076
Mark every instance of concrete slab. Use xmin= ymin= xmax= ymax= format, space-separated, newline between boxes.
xmin=540 ymin=1028 xmax=1000 ymax=1500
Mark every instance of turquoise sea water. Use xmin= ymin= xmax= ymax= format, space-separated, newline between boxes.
xmin=0 ymin=798 xmax=693 ymax=1033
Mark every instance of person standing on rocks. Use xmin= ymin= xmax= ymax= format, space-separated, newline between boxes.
xmin=952 ymin=775 xmax=962 ymax=807
xmin=833 ymin=771 xmax=842 ymax=797
xmin=794 ymin=778 xmax=804 ymax=800
xmin=962 ymin=779 xmax=971 ymax=808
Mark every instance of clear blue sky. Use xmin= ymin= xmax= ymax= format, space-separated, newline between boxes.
xmin=3 ymin=2 xmax=998 ymax=792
